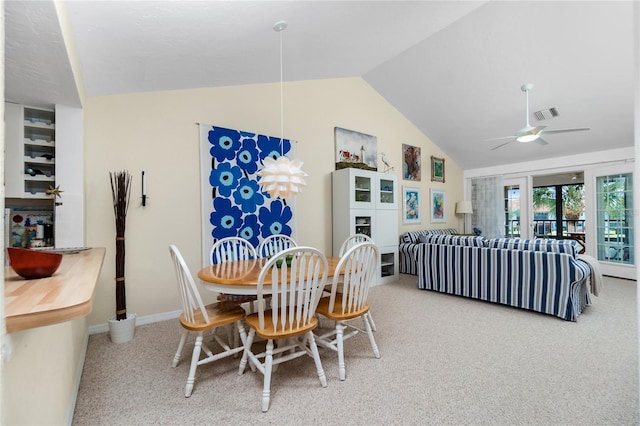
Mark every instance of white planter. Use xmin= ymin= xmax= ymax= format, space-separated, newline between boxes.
xmin=108 ymin=313 xmax=137 ymax=344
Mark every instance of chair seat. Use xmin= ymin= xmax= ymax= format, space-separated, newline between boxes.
xmin=246 ymin=310 xmax=319 ymax=340
xmin=316 ymin=295 xmax=370 ymax=321
xmin=179 ymin=301 xmax=246 ymax=332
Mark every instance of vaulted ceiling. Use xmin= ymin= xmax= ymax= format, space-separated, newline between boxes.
xmin=4 ymin=1 xmax=636 ymax=170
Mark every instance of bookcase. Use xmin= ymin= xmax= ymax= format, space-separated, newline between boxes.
xmin=5 ymin=103 xmax=56 ymax=199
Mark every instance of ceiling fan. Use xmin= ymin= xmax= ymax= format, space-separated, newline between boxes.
xmin=486 ymin=83 xmax=590 ymax=151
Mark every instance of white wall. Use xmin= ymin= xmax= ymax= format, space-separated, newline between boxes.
xmin=55 ymin=104 xmax=85 ymax=248
xmin=83 ymin=77 xmax=463 ymax=327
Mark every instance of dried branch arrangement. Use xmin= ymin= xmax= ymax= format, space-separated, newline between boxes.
xmin=110 ymin=171 xmax=132 ymax=321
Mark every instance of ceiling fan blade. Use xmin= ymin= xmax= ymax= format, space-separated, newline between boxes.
xmin=541 ymin=127 xmax=590 ymax=135
xmin=483 ymin=135 xmax=516 ymax=142
xmin=535 ymin=138 xmax=548 ymax=146
xmin=491 ymin=140 xmax=513 ymax=151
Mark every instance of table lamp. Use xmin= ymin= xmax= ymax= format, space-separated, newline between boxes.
xmin=455 ymin=201 xmax=473 ymax=234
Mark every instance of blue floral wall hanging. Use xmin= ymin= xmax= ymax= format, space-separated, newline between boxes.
xmin=199 ymin=124 xmax=296 ymax=265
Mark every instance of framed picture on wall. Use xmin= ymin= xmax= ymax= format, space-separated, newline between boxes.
xmin=430 ymin=189 xmax=446 ymax=223
xmin=402 ymin=144 xmax=421 ymax=181
xmin=403 ymin=186 xmax=421 ymax=224
xmin=334 ymin=127 xmax=378 ymax=171
xmin=431 ymin=156 xmax=445 ymax=183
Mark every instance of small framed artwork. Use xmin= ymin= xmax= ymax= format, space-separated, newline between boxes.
xmin=430 ymin=189 xmax=446 ymax=223
xmin=403 ymin=186 xmax=421 ymax=224
xmin=431 ymin=156 xmax=445 ymax=183
xmin=402 ymin=144 xmax=421 ymax=181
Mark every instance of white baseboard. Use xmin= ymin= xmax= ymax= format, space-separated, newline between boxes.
xmin=88 ymin=310 xmax=182 ymax=335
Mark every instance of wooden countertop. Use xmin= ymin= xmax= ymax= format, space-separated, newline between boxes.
xmin=4 ymin=247 xmax=106 ymax=333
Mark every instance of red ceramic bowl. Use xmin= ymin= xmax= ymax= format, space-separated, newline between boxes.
xmin=7 ymin=247 xmax=63 ymax=279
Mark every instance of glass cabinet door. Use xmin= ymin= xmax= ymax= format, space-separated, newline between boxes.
xmin=354 ymin=175 xmax=372 ymax=204
xmin=380 ymin=250 xmax=396 ymax=278
xmin=376 ymin=175 xmax=397 ymax=209
xmin=378 ymin=177 xmax=394 ymax=206
xmin=353 ymin=212 xmax=375 ymax=239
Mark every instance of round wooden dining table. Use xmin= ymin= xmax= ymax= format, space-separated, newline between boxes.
xmin=197 ymin=256 xmax=342 ymax=295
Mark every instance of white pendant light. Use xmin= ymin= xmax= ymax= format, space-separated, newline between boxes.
xmin=258 ymin=20 xmax=307 ymax=199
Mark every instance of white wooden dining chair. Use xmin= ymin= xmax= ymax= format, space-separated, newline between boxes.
xmin=209 ymin=236 xmax=259 ymax=304
xmin=238 ymin=246 xmax=329 ymax=412
xmin=169 ymin=245 xmax=248 ymax=397
xmin=314 ymin=242 xmax=380 ymax=381
xmin=257 ymin=234 xmax=297 ymax=258
xmin=335 ymin=234 xmax=377 ymax=332
xmin=338 ymin=233 xmax=373 ymax=257
xmin=255 ymin=235 xmax=296 ymax=317
xmin=210 ymin=236 xmax=257 ymax=264
xmin=210 ymin=236 xmax=259 ymax=347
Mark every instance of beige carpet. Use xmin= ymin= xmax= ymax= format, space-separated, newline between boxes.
xmin=73 ymin=274 xmax=638 ymax=425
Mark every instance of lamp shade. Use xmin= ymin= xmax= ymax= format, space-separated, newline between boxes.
xmin=456 ymin=201 xmax=473 ymax=214
xmin=258 ymin=155 xmax=307 ymax=199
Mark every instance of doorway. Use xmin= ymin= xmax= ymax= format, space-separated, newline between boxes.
xmin=594 ymin=171 xmax=634 ymax=277
xmin=531 ymin=172 xmax=586 ymax=253
xmin=503 ymin=177 xmax=529 ymax=239
xmin=526 ymin=172 xmax=585 ymax=249
xmin=584 ymin=163 xmax=635 ymax=279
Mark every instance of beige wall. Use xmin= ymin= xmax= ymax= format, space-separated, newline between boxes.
xmin=2 ymin=318 xmax=88 ymax=425
xmin=84 ymin=77 xmax=462 ymax=327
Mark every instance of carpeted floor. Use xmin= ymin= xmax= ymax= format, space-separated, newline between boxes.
xmin=72 ymin=274 xmax=638 ymax=425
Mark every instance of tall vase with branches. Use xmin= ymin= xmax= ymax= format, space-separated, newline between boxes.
xmin=110 ymin=171 xmax=132 ymax=321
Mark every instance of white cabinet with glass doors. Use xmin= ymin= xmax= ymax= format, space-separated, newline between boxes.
xmin=332 ymin=168 xmax=399 ymax=284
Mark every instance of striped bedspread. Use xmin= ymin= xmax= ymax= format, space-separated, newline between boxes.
xmin=414 ymin=244 xmax=591 ymax=321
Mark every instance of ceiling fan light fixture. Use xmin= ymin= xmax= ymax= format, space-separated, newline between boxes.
xmin=516 ymin=133 xmax=540 ymax=143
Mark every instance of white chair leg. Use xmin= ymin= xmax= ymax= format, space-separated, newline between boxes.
xmin=238 ymin=329 xmax=255 ymax=375
xmin=225 ymin=323 xmax=235 ymax=350
xmin=235 ymin=320 xmax=248 ymax=347
xmin=262 ymin=339 xmax=275 ymax=412
xmin=336 ymin=323 xmax=346 ymax=381
xmin=363 ymin=313 xmax=380 ymax=358
xmin=172 ymin=329 xmax=188 ymax=368
xmin=308 ymin=332 xmax=328 ymax=387
xmin=225 ymin=321 xmax=241 ymax=357
xmin=367 ymin=310 xmax=377 ymax=332
xmin=234 ymin=319 xmax=251 ymax=368
xmin=185 ymin=332 xmax=204 ymax=397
